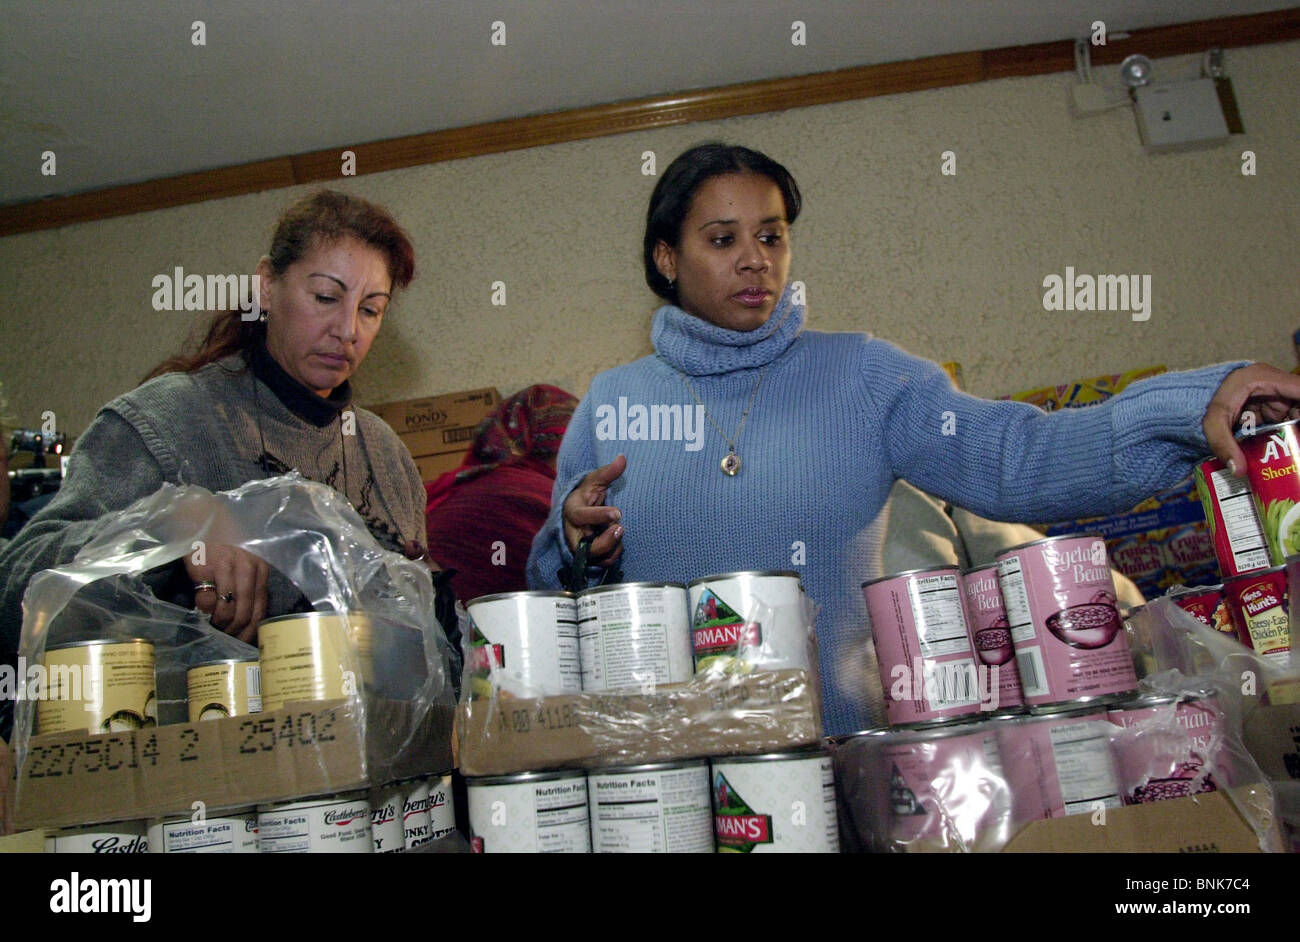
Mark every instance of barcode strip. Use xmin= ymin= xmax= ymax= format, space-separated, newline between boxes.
xmin=925 ymin=660 xmax=979 ymax=710
xmin=1015 ymin=647 xmax=1049 ymax=697
xmin=246 ymin=665 xmax=262 ymax=696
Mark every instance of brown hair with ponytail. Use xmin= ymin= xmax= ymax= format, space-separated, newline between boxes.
xmin=143 ymin=190 xmax=415 ymax=382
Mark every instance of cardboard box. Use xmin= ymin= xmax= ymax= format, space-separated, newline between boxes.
xmin=998 ymin=365 xmax=1166 ymax=412
xmin=456 ymin=669 xmax=820 ymax=776
xmin=15 ymin=698 xmax=455 ymax=831
xmin=367 ymin=387 xmax=500 ymax=469
xmin=415 ymin=452 xmax=465 ymax=483
xmin=1243 ymin=699 xmax=1300 ymax=782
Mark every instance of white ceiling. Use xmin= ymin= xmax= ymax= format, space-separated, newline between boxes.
xmin=0 ymin=0 xmax=1287 ymax=206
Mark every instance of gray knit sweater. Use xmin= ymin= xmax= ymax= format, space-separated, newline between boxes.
xmin=0 ymin=352 xmax=426 ymax=658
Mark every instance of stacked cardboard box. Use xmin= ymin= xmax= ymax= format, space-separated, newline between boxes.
xmin=367 ymin=387 xmax=501 ymax=482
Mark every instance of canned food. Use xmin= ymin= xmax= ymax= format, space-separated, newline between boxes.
xmin=1108 ymin=694 xmax=1230 ymax=803
xmin=1223 ymin=566 xmax=1290 ymax=667
xmin=688 ymin=571 xmax=809 ymax=674
xmin=710 ymin=748 xmax=838 ymax=853
xmin=578 ymin=583 xmax=693 ymax=691
xmin=38 ymin=639 xmax=157 ymax=736
xmin=587 ymin=760 xmax=712 ymax=853
xmin=257 ymin=612 xmax=371 ymax=712
xmin=1168 ymin=585 xmax=1235 ymax=635
xmin=466 ymin=770 xmax=589 ymax=853
xmin=147 ymin=808 xmax=259 ymax=853
xmin=369 ymin=782 xmax=405 ymax=853
xmin=186 ymin=657 xmax=261 ymax=722
xmin=962 ymin=565 xmax=1025 ymax=712
xmin=45 ymin=820 xmax=149 ymax=853
xmin=426 ymin=772 xmax=457 ymax=841
xmin=863 ymin=567 xmax=983 ymax=726
xmin=256 ymin=791 xmax=372 ymax=853
xmin=400 ymin=776 xmax=432 ymax=849
xmin=995 ymin=707 xmax=1122 ymax=820
xmin=1195 ymin=457 xmax=1271 ymax=577
xmin=465 ymin=591 xmax=580 ymax=697
xmin=995 ymin=535 xmax=1137 ymax=710
xmin=1236 ymin=418 xmax=1300 ymax=565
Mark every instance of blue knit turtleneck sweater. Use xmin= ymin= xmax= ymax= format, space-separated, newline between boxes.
xmin=527 ymin=288 xmax=1247 ymax=736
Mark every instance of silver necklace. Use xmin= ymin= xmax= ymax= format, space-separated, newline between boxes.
xmin=679 ymin=367 xmax=767 ymax=476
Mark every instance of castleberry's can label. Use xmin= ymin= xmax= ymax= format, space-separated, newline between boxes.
xmin=465 ymin=591 xmax=580 ymax=697
xmin=688 ymin=571 xmax=809 ymax=675
xmin=426 ymin=772 xmax=457 ymax=841
xmin=1108 ymin=694 xmax=1229 ymax=803
xmin=863 ymin=567 xmax=982 ymax=726
xmin=995 ymin=535 xmax=1137 ymax=710
xmin=1195 ymin=457 xmax=1271 ymax=577
xmin=398 ymin=776 xmax=433 ymax=849
xmin=710 ymin=749 xmax=838 ymax=853
xmin=962 ymin=564 xmax=1025 ymax=712
xmin=1168 ymin=585 xmax=1235 ymax=635
xmin=587 ymin=760 xmax=713 ymax=853
xmin=1236 ymin=418 xmax=1300 ymax=565
xmin=147 ymin=808 xmax=259 ymax=853
xmin=256 ymin=791 xmax=372 ymax=854
xmin=995 ymin=707 xmax=1122 ymax=820
xmin=38 ymin=639 xmax=157 ymax=736
xmin=257 ymin=612 xmax=372 ymax=712
xmin=578 ymin=582 xmax=693 ymax=692
xmin=186 ymin=657 xmax=261 ymax=722
xmin=1223 ymin=566 xmax=1290 ymax=666
xmin=466 ymin=770 xmax=590 ymax=853
xmin=369 ymin=782 xmax=405 ymax=853
xmin=45 ymin=820 xmax=149 ymax=853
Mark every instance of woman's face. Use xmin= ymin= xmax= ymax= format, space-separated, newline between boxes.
xmin=654 ymin=173 xmax=791 ymax=332
xmin=259 ymin=235 xmax=392 ymax=397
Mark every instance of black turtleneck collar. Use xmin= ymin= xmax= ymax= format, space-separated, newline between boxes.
xmin=249 ymin=340 xmax=352 ymax=428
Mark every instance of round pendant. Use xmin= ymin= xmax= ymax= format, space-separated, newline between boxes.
xmin=721 ymin=452 xmax=741 ymax=476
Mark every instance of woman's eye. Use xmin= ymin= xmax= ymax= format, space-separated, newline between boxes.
xmin=315 ymin=294 xmax=337 ymax=304
xmin=710 ymin=235 xmax=733 ymax=247
xmin=760 ymin=232 xmax=783 ymax=245
xmin=363 ymin=307 xmax=383 ymax=319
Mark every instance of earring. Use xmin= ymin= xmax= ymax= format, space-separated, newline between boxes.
xmin=667 ymin=277 xmax=675 ymax=289
xmin=258 ymin=310 xmax=268 ymax=323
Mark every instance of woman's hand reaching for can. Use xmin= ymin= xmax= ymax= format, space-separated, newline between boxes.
xmin=562 ymin=454 xmax=627 ymax=567
xmin=1204 ymin=363 xmax=1300 ymax=474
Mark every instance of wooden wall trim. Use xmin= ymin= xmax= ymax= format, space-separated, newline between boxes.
xmin=3 ymin=7 xmax=1297 ymax=237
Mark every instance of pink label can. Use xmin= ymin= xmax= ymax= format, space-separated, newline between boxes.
xmin=995 ymin=707 xmax=1122 ymax=821
xmin=863 ymin=567 xmax=983 ymax=727
xmin=1107 ymin=694 xmax=1230 ymax=804
xmin=961 ymin=564 xmax=1025 ymax=713
xmin=995 ymin=535 xmax=1138 ymax=710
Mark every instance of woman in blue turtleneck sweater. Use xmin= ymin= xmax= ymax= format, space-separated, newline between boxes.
xmin=526 ymin=143 xmax=1300 ymax=737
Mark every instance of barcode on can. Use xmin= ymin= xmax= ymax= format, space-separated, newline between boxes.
xmin=922 ymin=658 xmax=979 ymax=711
xmin=1015 ymin=646 xmax=1049 ymax=697
xmin=246 ymin=664 xmax=263 ymax=713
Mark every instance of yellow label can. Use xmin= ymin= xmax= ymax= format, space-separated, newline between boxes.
xmin=257 ymin=612 xmax=371 ymax=712
xmin=186 ymin=657 xmax=262 ymax=722
xmin=37 ymin=639 xmax=156 ymax=736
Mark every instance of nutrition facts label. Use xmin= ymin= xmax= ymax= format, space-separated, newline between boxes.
xmin=1209 ymin=468 xmax=1270 ymax=571
xmin=156 ymin=818 xmax=253 ymax=853
xmin=995 ymin=558 xmax=1036 ymax=645
xmin=1048 ymin=722 xmax=1122 ymax=816
xmin=258 ymin=801 xmax=371 ymax=853
xmin=533 ymin=781 xmax=591 ymax=853
xmin=908 ymin=574 xmax=973 ymax=658
xmin=579 ymin=590 xmax=672 ymax=689
xmin=589 ymin=765 xmax=713 ymax=853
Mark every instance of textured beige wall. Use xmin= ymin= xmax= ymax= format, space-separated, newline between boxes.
xmin=1 ymin=42 xmax=1296 ymax=438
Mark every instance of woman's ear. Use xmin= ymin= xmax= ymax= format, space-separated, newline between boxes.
xmin=255 ymin=256 xmax=275 ymax=313
xmin=653 ymin=240 xmax=676 ymax=284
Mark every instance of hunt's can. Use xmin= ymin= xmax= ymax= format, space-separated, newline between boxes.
xmin=186 ymin=657 xmax=261 ymax=722
xmin=465 ymin=591 xmax=580 ymax=697
xmin=399 ymin=776 xmax=433 ymax=849
xmin=38 ymin=639 xmax=157 ymax=736
xmin=995 ymin=707 xmax=1122 ymax=820
xmin=147 ymin=807 xmax=259 ymax=853
xmin=426 ymin=772 xmax=457 ymax=841
xmin=863 ymin=567 xmax=982 ymax=726
xmin=257 ymin=612 xmax=372 ymax=712
xmin=995 ymin=535 xmax=1137 ymax=711
xmin=1107 ymin=694 xmax=1230 ymax=803
xmin=688 ymin=571 xmax=809 ymax=674
xmin=710 ymin=748 xmax=838 ymax=853
xmin=466 ymin=769 xmax=590 ymax=853
xmin=45 ymin=820 xmax=149 ymax=853
xmin=1168 ymin=584 xmax=1235 ymax=635
xmin=256 ymin=791 xmax=372 ymax=853
xmin=369 ymin=782 xmax=405 ymax=853
xmin=1236 ymin=418 xmax=1300 ymax=566
xmin=1223 ymin=565 xmax=1290 ymax=667
xmin=962 ymin=564 xmax=1025 ymax=713
xmin=1195 ymin=457 xmax=1271 ymax=577
xmin=587 ymin=760 xmax=713 ymax=853
xmin=578 ymin=582 xmax=693 ymax=691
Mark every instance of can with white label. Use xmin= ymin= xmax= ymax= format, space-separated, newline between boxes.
xmin=426 ymin=772 xmax=457 ymax=841
xmin=1195 ymin=456 xmax=1271 ymax=578
xmin=1107 ymin=694 xmax=1230 ymax=803
xmin=257 ymin=612 xmax=372 ymax=712
xmin=863 ymin=567 xmax=982 ymax=727
xmin=38 ymin=639 xmax=157 ymax=736
xmin=587 ymin=760 xmax=713 ymax=853
xmin=45 ymin=820 xmax=149 ymax=853
xmin=465 ymin=591 xmax=581 ymax=698
xmin=257 ymin=791 xmax=372 ymax=853
xmin=961 ymin=564 xmax=1025 ymax=713
xmin=147 ymin=807 xmax=259 ymax=853
xmin=995 ymin=706 xmax=1122 ymax=821
xmin=688 ymin=571 xmax=808 ymax=675
xmin=710 ymin=748 xmax=838 ymax=853
xmin=578 ymin=582 xmax=693 ymax=692
xmin=370 ymin=782 xmax=405 ymax=853
xmin=995 ymin=535 xmax=1138 ymax=711
xmin=186 ymin=657 xmax=262 ymax=722
xmin=466 ymin=770 xmax=590 ymax=853
xmin=400 ymin=776 xmax=433 ymax=849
